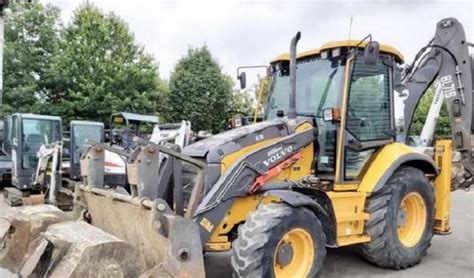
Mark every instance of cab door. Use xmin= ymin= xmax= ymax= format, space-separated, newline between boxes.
xmin=69 ymin=122 xmax=105 ymax=180
xmin=335 ymin=53 xmax=395 ymax=188
xmin=10 ymin=114 xmax=20 ymax=184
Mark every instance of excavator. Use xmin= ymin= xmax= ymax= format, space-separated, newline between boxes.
xmin=0 ymin=17 xmax=472 ymax=277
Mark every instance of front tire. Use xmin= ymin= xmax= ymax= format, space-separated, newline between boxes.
xmin=231 ymin=203 xmax=326 ymax=277
xmin=360 ymin=166 xmax=435 ymax=269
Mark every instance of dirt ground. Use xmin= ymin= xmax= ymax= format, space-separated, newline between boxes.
xmin=1 ymin=190 xmax=473 ymax=277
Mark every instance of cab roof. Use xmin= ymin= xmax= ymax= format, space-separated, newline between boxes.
xmin=271 ymin=40 xmax=404 ymax=64
xmin=110 ymin=112 xmax=159 ymax=124
xmin=12 ymin=113 xmax=62 ymax=121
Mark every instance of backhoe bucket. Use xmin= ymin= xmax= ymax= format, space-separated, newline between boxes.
xmin=6 ymin=142 xmax=207 ymax=277
xmin=0 ymin=205 xmax=66 ymax=273
xmin=73 ymin=185 xmax=206 ymax=277
xmin=79 ymin=141 xmax=207 ymax=275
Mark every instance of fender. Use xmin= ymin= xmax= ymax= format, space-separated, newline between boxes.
xmin=265 ymin=189 xmax=337 ymax=246
xmin=357 ymin=143 xmax=438 ymax=194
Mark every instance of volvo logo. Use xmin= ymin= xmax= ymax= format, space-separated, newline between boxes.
xmin=263 ymin=145 xmax=293 ymax=167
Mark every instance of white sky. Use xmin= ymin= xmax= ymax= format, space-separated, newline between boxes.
xmin=45 ymin=0 xmax=473 ymax=117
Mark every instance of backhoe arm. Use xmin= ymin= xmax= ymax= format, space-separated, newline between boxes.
xmin=402 ymin=18 xmax=473 ymax=189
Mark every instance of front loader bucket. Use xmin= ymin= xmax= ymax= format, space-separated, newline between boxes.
xmin=74 ymin=185 xmax=206 ymax=277
xmin=19 ymin=221 xmax=146 ymax=277
xmin=0 ymin=205 xmax=66 ymax=273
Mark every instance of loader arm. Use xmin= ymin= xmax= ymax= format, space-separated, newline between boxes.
xmin=402 ymin=18 xmax=473 ymax=188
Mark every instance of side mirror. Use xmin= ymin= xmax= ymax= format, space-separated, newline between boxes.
xmin=323 ymin=107 xmax=341 ymax=122
xmin=364 ymin=41 xmax=380 ymax=65
xmin=238 ymin=72 xmax=247 ymax=89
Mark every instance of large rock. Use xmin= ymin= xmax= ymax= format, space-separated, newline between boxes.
xmin=0 ymin=205 xmax=66 ymax=273
xmin=19 ymin=221 xmax=146 ymax=277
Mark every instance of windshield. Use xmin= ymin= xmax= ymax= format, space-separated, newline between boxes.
xmin=72 ymin=125 xmax=103 ymax=164
xmin=22 ymin=118 xmax=60 ymax=169
xmin=265 ymin=57 xmax=345 ymax=172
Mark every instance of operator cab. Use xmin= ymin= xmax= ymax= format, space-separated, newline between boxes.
xmin=265 ymin=40 xmax=404 ymax=183
xmin=109 ymin=112 xmax=159 ymax=150
xmin=69 ymin=121 xmax=105 ymax=180
xmin=2 ymin=113 xmax=62 ymax=189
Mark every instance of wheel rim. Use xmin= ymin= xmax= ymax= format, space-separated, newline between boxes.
xmin=273 ymin=228 xmax=314 ymax=277
xmin=397 ymin=192 xmax=427 ymax=247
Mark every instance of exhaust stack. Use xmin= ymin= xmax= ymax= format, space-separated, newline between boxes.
xmin=288 ymin=31 xmax=301 ymax=119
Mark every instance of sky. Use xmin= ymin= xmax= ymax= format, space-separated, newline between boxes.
xmin=45 ymin=0 xmax=473 ymax=117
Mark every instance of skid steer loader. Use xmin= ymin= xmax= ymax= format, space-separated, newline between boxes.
xmin=1 ymin=17 xmax=472 ymax=277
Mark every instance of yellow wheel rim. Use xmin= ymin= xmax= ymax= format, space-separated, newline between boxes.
xmin=397 ymin=192 xmax=427 ymax=247
xmin=273 ymin=228 xmax=314 ymax=277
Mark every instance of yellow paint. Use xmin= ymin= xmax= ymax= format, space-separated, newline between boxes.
xmin=397 ymin=192 xmax=427 ymax=247
xmin=221 ymin=139 xmax=278 ymax=174
xmin=434 ymin=140 xmax=452 ymax=234
xmin=273 ymin=228 xmax=314 ymax=277
xmin=320 ymin=40 xmax=404 ymax=63
xmin=283 ymin=122 xmax=315 ymax=180
xmin=205 ymin=194 xmax=280 ymax=251
xmin=254 ymin=76 xmax=271 ymax=123
xmin=268 ymin=122 xmax=315 ymax=181
xmin=207 ymin=123 xmax=315 ymax=251
xmin=270 ymin=53 xmax=290 ymax=63
xmin=204 ymin=242 xmax=231 ymax=251
xmin=297 ymin=48 xmax=321 ymax=59
xmin=337 ymin=235 xmax=371 ymax=246
xmin=326 ymin=191 xmax=370 ymax=246
xmin=357 ymin=143 xmax=421 ymax=193
xmin=335 ymin=55 xmax=354 ymax=184
xmin=270 ymin=40 xmax=404 ymax=64
xmin=199 ymin=218 xmax=214 ymax=233
xmin=333 ymin=183 xmax=359 ymax=191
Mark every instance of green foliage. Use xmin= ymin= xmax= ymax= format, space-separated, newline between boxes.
xmin=2 ymin=3 xmax=238 ymax=133
xmin=1 ymin=1 xmax=61 ymax=117
xmin=409 ymin=86 xmax=450 ymax=137
xmin=41 ymin=4 xmax=166 ymax=123
xmin=166 ymin=46 xmax=233 ymax=133
xmin=255 ymin=76 xmax=271 ymax=115
xmin=230 ymin=89 xmax=253 ymax=116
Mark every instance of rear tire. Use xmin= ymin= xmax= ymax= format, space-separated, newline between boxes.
xmin=360 ymin=166 xmax=435 ymax=269
xmin=231 ymin=203 xmax=326 ymax=277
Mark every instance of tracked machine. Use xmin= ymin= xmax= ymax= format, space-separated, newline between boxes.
xmin=0 ymin=18 xmax=472 ymax=277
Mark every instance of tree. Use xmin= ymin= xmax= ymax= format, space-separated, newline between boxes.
xmin=1 ymin=1 xmax=61 ymax=117
xmin=166 ymin=46 xmax=233 ymax=133
xmin=41 ymin=4 xmax=166 ymax=123
xmin=409 ymin=86 xmax=450 ymax=137
xmin=254 ymin=75 xmax=271 ymax=115
xmin=230 ymin=89 xmax=253 ymax=116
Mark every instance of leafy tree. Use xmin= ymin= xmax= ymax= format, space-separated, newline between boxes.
xmin=409 ymin=86 xmax=450 ymax=137
xmin=41 ymin=4 xmax=166 ymax=123
xmin=255 ymin=75 xmax=271 ymax=115
xmin=1 ymin=1 xmax=61 ymax=117
xmin=166 ymin=46 xmax=233 ymax=133
xmin=230 ymin=89 xmax=253 ymax=116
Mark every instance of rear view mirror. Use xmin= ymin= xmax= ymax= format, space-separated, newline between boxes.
xmin=238 ymin=72 xmax=247 ymax=89
xmin=323 ymin=107 xmax=341 ymax=122
xmin=364 ymin=41 xmax=380 ymax=65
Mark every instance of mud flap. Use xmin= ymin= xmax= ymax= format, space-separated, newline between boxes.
xmin=19 ymin=221 xmax=146 ymax=277
xmin=0 ymin=205 xmax=66 ymax=273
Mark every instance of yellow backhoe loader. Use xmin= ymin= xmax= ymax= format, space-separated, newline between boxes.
xmin=0 ymin=17 xmax=472 ymax=277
